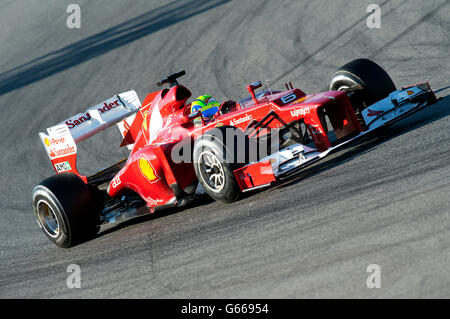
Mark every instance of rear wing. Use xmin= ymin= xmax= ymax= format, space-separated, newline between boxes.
xmin=39 ymin=91 xmax=141 ymax=181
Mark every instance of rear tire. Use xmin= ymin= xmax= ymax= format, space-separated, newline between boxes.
xmin=330 ymin=58 xmax=396 ymax=108
xmin=32 ymin=173 xmax=101 ymax=248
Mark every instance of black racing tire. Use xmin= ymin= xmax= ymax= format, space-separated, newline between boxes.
xmin=329 ymin=58 xmax=396 ymax=107
xmin=32 ymin=173 xmax=102 ymax=248
xmin=193 ymin=126 xmax=250 ymax=203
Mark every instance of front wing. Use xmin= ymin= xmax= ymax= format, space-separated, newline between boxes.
xmin=234 ymin=82 xmax=438 ymax=192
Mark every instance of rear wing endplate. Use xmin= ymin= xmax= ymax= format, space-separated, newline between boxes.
xmin=39 ymin=90 xmax=141 ymax=180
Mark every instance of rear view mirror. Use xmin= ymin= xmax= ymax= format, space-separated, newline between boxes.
xmin=247 ymin=81 xmax=263 ymax=103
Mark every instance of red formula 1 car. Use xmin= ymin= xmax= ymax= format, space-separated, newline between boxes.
xmin=32 ymin=59 xmax=438 ymax=247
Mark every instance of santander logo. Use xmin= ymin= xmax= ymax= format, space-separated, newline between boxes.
xmin=66 ymin=100 xmax=120 ymax=129
xmin=229 ymin=114 xmax=252 ymax=126
xmin=49 ymin=145 xmax=76 ymax=158
xmin=45 ymin=136 xmax=72 ymax=158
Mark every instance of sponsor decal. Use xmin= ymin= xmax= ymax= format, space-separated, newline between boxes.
xmin=65 ymin=100 xmax=121 ymax=129
xmin=49 ymin=145 xmax=76 ymax=158
xmin=407 ymin=90 xmax=414 ymax=96
xmin=138 ymin=156 xmax=160 ymax=183
xmin=44 ymin=135 xmax=76 ymax=159
xmin=54 ymin=161 xmax=72 ymax=173
xmin=290 ymin=107 xmax=311 ymax=118
xmin=45 ymin=137 xmax=67 ymax=146
xmin=111 ymin=175 xmax=121 ymax=189
xmin=146 ymin=197 xmax=164 ymax=206
xmin=229 ymin=114 xmax=252 ymax=126
xmin=367 ymin=109 xmax=384 ymax=117
xmin=66 ymin=113 xmax=91 ymax=129
xmin=40 ymin=125 xmax=77 ymax=162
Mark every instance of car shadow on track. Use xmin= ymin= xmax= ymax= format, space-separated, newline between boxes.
xmin=0 ymin=0 xmax=230 ymax=96
xmin=270 ymin=93 xmax=450 ymax=190
xmin=95 ymin=193 xmax=216 ymax=238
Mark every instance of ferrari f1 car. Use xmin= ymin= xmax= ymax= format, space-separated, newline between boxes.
xmin=32 ymin=59 xmax=438 ymax=247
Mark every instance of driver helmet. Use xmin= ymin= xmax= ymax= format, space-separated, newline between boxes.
xmin=190 ymin=95 xmax=220 ymax=122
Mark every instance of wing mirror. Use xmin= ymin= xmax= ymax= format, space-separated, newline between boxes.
xmin=247 ymin=81 xmax=262 ymax=104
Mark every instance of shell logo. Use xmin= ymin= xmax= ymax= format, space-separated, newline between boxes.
xmin=44 ymin=138 xmax=50 ymax=147
xmin=138 ymin=157 xmax=160 ymax=183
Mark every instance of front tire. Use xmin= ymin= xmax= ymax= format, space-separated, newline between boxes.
xmin=193 ymin=126 xmax=250 ymax=203
xmin=32 ymin=173 xmax=101 ymax=248
xmin=330 ymin=58 xmax=396 ymax=108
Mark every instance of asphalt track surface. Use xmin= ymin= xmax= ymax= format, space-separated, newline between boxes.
xmin=0 ymin=0 xmax=449 ymax=298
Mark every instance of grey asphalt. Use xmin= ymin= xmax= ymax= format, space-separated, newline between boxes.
xmin=0 ymin=0 xmax=449 ymax=298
